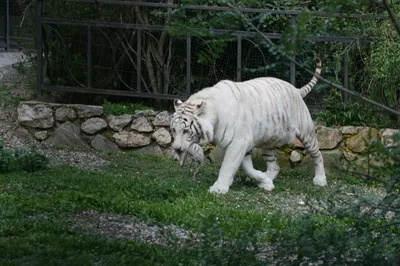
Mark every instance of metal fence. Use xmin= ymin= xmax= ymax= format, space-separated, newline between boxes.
xmin=36 ymin=0 xmax=381 ymax=103
xmin=0 ymin=0 xmax=28 ymax=51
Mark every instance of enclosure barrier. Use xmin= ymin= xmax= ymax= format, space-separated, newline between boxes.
xmin=36 ymin=0 xmax=382 ymax=101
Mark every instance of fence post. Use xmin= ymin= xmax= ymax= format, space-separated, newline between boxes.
xmin=237 ymin=36 xmax=242 ymax=81
xmin=343 ymin=49 xmax=349 ymax=102
xmin=87 ymin=25 xmax=92 ymax=88
xmin=290 ymin=14 xmax=296 ymax=86
xmin=5 ymin=0 xmax=9 ymax=50
xmin=136 ymin=29 xmax=142 ymax=92
xmin=186 ymin=34 xmax=191 ymax=97
xmin=36 ymin=0 xmax=43 ymax=97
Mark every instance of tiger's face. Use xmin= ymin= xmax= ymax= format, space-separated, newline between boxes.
xmin=171 ymin=117 xmax=199 ymax=167
xmin=170 ymin=99 xmax=203 ymax=167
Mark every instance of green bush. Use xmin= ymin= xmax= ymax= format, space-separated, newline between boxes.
xmin=315 ymin=91 xmax=396 ymax=128
xmin=266 ymin=214 xmax=399 ymax=265
xmin=354 ymin=133 xmax=400 ymax=214
xmin=0 ymin=141 xmax=49 ymax=173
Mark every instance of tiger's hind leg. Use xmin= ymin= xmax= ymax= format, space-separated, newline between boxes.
xmin=241 ymin=154 xmax=275 ymax=191
xmin=297 ymin=132 xmax=327 ymax=187
xmin=261 ymin=149 xmax=280 ymax=181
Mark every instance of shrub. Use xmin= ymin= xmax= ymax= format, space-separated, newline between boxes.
xmin=0 ymin=141 xmax=49 ymax=173
xmin=315 ymin=91 xmax=396 ymax=128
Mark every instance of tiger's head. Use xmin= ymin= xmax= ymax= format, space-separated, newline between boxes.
xmin=170 ymin=99 xmax=209 ymax=168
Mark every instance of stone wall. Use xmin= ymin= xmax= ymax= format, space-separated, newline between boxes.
xmin=17 ymin=101 xmax=175 ymax=157
xmin=17 ymin=101 xmax=399 ymax=172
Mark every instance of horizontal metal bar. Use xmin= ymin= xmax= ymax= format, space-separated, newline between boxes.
xmin=42 ymin=18 xmax=281 ymax=38
xmin=43 ymin=18 xmax=168 ymax=31
xmin=0 ymin=36 xmax=34 ymax=41
xmin=60 ymin=0 xmax=387 ymax=20
xmin=41 ymin=85 xmax=188 ymax=100
xmin=42 ymin=18 xmax=370 ymax=43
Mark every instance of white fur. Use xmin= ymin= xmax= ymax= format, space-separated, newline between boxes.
xmin=171 ymin=62 xmax=327 ymax=194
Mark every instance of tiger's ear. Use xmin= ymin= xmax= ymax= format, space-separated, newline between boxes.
xmin=196 ymin=101 xmax=204 ymax=109
xmin=196 ymin=101 xmax=206 ymax=115
xmin=174 ymin=99 xmax=183 ymax=111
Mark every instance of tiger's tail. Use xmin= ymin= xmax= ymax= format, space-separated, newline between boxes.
xmin=298 ymin=57 xmax=322 ymax=98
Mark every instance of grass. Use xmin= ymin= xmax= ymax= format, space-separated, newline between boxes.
xmin=0 ymin=85 xmax=19 ymax=108
xmin=0 ymin=151 xmax=397 ymax=265
xmin=102 ymin=101 xmax=153 ymax=116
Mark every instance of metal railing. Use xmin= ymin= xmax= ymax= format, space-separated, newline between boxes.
xmin=1 ymin=0 xmax=10 ymax=50
xmin=36 ymin=0 xmax=382 ymax=101
xmin=0 ymin=0 xmax=27 ymax=51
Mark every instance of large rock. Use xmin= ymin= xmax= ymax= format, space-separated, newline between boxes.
xmin=381 ymin=128 xmax=400 ymax=147
xmin=90 ymin=134 xmax=120 ymax=152
xmin=290 ymin=150 xmax=302 ymax=163
xmin=112 ymin=131 xmax=151 ymax=148
xmin=134 ymin=144 xmax=164 ymax=156
xmin=14 ymin=126 xmax=31 ymax=140
xmin=55 ymin=107 xmax=77 ymax=122
xmin=292 ymin=137 xmax=304 ymax=149
xmin=131 ymin=116 xmax=153 ymax=132
xmin=346 ymin=127 xmax=379 ymax=153
xmin=251 ymin=148 xmax=291 ymax=169
xmin=75 ymin=105 xmax=103 ymax=118
xmin=275 ymin=150 xmax=291 ymax=169
xmin=302 ymin=150 xmax=343 ymax=175
xmin=34 ymin=131 xmax=48 ymax=141
xmin=133 ymin=109 xmax=156 ymax=118
xmin=45 ymin=121 xmax=89 ymax=149
xmin=108 ymin=114 xmax=132 ymax=132
xmin=17 ymin=103 xmax=54 ymax=129
xmin=163 ymin=146 xmax=179 ymax=160
xmin=343 ymin=151 xmax=357 ymax=161
xmin=152 ymin=127 xmax=172 ymax=147
xmin=81 ymin=118 xmax=108 ymax=135
xmin=153 ymin=111 xmax=172 ymax=127
xmin=316 ymin=126 xmax=342 ymax=149
xmin=341 ymin=126 xmax=358 ymax=135
xmin=208 ymin=145 xmax=225 ymax=163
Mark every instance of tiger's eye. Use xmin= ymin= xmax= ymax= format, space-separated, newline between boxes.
xmin=183 ymin=129 xmax=189 ymax=134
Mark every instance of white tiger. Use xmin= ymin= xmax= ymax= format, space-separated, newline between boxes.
xmin=170 ymin=58 xmax=327 ymax=194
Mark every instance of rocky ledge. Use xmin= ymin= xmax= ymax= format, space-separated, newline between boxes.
xmin=17 ymin=101 xmax=174 ymax=157
xmin=16 ymin=101 xmax=399 ymax=173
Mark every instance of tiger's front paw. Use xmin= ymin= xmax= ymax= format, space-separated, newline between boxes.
xmin=209 ymin=183 xmax=230 ymax=194
xmin=258 ymin=180 xmax=275 ymax=192
xmin=313 ymin=175 xmax=327 ymax=187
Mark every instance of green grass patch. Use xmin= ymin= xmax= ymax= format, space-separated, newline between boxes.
xmin=0 ymin=151 xmax=398 ymax=265
xmin=0 ymin=141 xmax=49 ymax=174
xmin=102 ymin=101 xmax=152 ymax=116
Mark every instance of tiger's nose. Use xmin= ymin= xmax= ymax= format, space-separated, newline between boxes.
xmin=172 ymin=143 xmax=182 ymax=151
